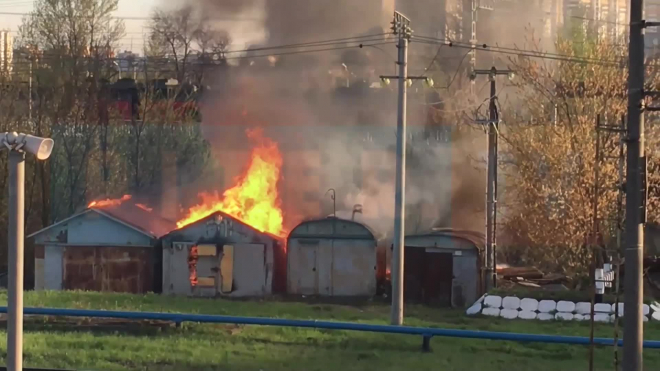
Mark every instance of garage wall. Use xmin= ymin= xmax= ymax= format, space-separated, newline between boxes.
xmin=287 ymin=238 xmax=376 ymax=296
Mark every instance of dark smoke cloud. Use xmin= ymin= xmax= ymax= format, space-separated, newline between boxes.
xmin=168 ymin=0 xmax=486 ymax=239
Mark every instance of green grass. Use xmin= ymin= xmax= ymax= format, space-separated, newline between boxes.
xmin=0 ymin=290 xmax=659 ymax=370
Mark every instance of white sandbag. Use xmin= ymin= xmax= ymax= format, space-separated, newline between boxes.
xmin=538 ymin=300 xmax=557 ymax=313
xmin=644 ymin=316 xmax=649 ymax=322
xmin=652 ymin=311 xmax=660 ymax=321
xmin=520 ymin=298 xmax=539 ymax=312
xmin=482 ymin=307 xmax=501 ymax=317
xmin=555 ymin=312 xmax=574 ymax=321
xmin=595 ymin=303 xmax=612 ymax=313
xmin=643 ymin=304 xmax=650 ymax=316
xmin=556 ymin=301 xmax=576 ymax=313
xmin=466 ymin=303 xmax=482 ymax=316
xmin=474 ymin=294 xmax=487 ymax=305
xmin=500 ymin=309 xmax=519 ymax=319
xmin=573 ymin=314 xmax=588 ymax=321
xmin=484 ymin=295 xmax=503 ymax=309
xmin=538 ymin=313 xmax=554 ymax=321
xmin=518 ymin=310 xmax=537 ymax=320
xmin=502 ymin=296 xmax=522 ymax=310
xmin=575 ymin=302 xmax=592 ymax=315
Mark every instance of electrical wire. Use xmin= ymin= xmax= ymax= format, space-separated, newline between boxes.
xmin=414 ymin=35 xmax=625 ymax=67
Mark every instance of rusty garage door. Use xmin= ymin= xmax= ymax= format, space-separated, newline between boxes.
xmin=404 ymin=246 xmax=453 ymax=306
xmin=63 ymin=246 xmax=153 ymax=293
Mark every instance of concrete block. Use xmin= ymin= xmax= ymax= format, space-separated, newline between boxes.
xmin=612 ymin=303 xmax=624 ymax=316
xmin=556 ymin=301 xmax=576 ymax=313
xmin=502 ymin=296 xmax=521 ymax=310
xmin=609 ymin=314 xmax=623 ymax=323
xmin=466 ymin=303 xmax=482 ymax=315
xmin=520 ymin=298 xmax=539 ymax=312
xmin=575 ymin=302 xmax=592 ymax=315
xmin=538 ymin=313 xmax=554 ymax=321
xmin=500 ymin=309 xmax=519 ymax=319
xmin=595 ymin=303 xmax=612 ymax=313
xmin=573 ymin=314 xmax=588 ymax=321
xmin=651 ymin=301 xmax=660 ymax=313
xmin=484 ymin=295 xmax=502 ymax=308
xmin=538 ymin=300 xmax=557 ymax=313
xmin=482 ymin=307 xmax=501 ymax=317
xmin=518 ymin=310 xmax=537 ymax=320
xmin=594 ymin=313 xmax=610 ymax=323
xmin=555 ymin=312 xmax=574 ymax=321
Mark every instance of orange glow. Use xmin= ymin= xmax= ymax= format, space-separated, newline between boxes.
xmin=88 ymin=195 xmax=131 ymax=208
xmin=177 ymin=128 xmax=286 ymax=236
xmin=136 ymin=204 xmax=153 ymax=212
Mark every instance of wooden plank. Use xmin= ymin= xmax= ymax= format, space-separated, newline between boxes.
xmin=197 ymin=244 xmax=217 ymax=257
xmin=220 ymin=245 xmax=234 ymax=293
xmin=197 ymin=276 xmax=215 ymax=287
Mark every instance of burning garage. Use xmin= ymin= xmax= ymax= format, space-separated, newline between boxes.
xmin=287 ymin=216 xmax=377 ymax=297
xmin=403 ymin=228 xmax=484 ymax=307
xmin=29 ymin=196 xmax=175 ymax=294
xmin=161 ymin=211 xmax=286 ymax=297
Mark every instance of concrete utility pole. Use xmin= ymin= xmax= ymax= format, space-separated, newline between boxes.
xmin=391 ymin=11 xmax=410 ymax=327
xmin=1 ymin=132 xmax=54 ymax=371
xmin=379 ymin=11 xmax=434 ymax=326
xmin=471 ymin=66 xmax=513 ymax=292
xmin=625 ymin=0 xmax=646 ymax=369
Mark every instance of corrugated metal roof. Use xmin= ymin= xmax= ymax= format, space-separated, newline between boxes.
xmin=28 ymin=203 xmax=176 ymax=240
xmin=96 ymin=203 xmax=176 ymax=238
xmin=165 ymin=210 xmax=282 ymax=241
xmin=288 ymin=216 xmax=376 ymax=241
xmin=405 ymin=228 xmax=485 ymax=250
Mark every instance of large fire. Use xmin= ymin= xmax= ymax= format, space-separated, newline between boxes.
xmin=88 ymin=195 xmax=131 ymax=208
xmin=177 ymin=128 xmax=286 ymax=236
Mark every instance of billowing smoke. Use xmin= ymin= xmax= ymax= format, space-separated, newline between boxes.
xmin=172 ymin=0 xmax=486 ymax=239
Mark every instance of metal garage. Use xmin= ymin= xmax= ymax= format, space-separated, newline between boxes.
xmin=160 ymin=211 xmax=286 ymax=297
xmin=287 ymin=217 xmax=377 ymax=297
xmin=404 ymin=228 xmax=484 ymax=307
xmin=29 ymin=202 xmax=175 ymax=294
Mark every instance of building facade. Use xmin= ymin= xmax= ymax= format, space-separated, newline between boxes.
xmin=1 ymin=30 xmax=12 ymax=76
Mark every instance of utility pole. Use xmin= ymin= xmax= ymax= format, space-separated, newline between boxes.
xmin=1 ymin=132 xmax=54 ymax=371
xmin=391 ymin=11 xmax=410 ymax=326
xmin=471 ymin=66 xmax=513 ymax=292
xmin=379 ymin=11 xmax=434 ymax=326
xmin=625 ymin=0 xmax=646 ymax=369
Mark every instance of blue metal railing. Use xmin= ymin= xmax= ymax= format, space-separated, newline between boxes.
xmin=2 ymin=306 xmax=660 ymax=349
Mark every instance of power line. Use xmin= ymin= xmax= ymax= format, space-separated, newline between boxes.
xmin=413 ymin=35 xmax=624 ymax=67
xmin=0 ymin=11 xmax=260 ymax=21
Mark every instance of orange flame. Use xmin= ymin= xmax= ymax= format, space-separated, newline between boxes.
xmin=177 ymin=128 xmax=286 ymax=236
xmin=136 ymin=203 xmax=153 ymax=212
xmin=88 ymin=195 xmax=131 ymax=208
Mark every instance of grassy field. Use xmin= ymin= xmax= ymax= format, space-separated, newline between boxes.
xmin=0 ymin=291 xmax=659 ymax=370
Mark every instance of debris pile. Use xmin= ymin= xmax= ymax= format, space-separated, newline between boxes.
xmin=496 ymin=266 xmax=571 ymax=291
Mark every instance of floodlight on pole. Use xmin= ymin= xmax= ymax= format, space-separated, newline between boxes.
xmin=1 ymin=131 xmax=54 ymax=371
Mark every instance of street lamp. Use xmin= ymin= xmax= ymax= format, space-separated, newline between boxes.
xmin=1 ymin=132 xmax=54 ymax=371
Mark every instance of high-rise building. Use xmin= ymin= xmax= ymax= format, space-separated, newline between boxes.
xmin=0 ymin=30 xmax=12 ymax=76
xmin=646 ymin=0 xmax=660 ymax=52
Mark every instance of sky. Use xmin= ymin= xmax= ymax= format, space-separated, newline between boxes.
xmin=0 ymin=0 xmax=163 ymax=53
xmin=0 ymin=0 xmax=265 ymax=53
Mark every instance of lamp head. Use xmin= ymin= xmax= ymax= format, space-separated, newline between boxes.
xmin=22 ymin=135 xmax=54 ymax=160
xmin=0 ymin=132 xmax=54 ymax=160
